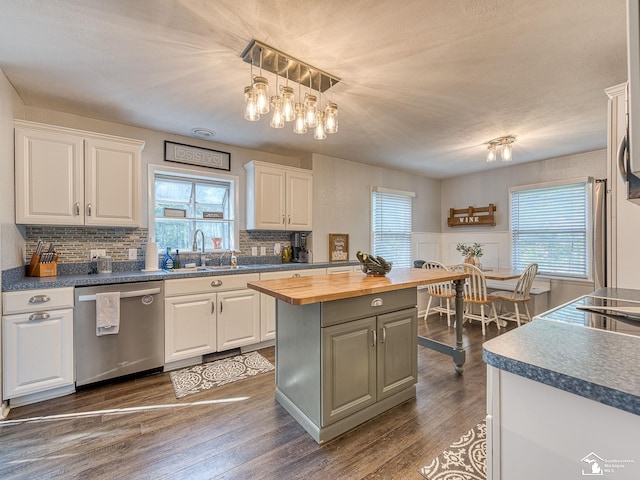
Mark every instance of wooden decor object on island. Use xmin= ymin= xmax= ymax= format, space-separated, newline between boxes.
xmin=448 ymin=204 xmax=496 ymax=227
xmin=27 ymin=252 xmax=58 ymax=277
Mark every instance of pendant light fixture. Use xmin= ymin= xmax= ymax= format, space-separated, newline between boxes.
xmin=485 ymin=135 xmax=516 ymax=163
xmin=240 ymin=39 xmax=340 ymax=140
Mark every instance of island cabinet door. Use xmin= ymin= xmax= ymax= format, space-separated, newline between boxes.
xmin=376 ymin=308 xmax=417 ymax=400
xmin=322 ymin=316 xmax=377 ymax=426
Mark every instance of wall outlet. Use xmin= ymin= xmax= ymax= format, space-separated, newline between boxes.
xmin=128 ymin=248 xmax=137 ymax=260
xmin=251 ymin=246 xmax=258 ymax=256
xmin=90 ymin=249 xmax=106 ymax=260
xmin=274 ymin=243 xmax=281 ymax=255
xmin=260 ymin=246 xmax=266 ymax=256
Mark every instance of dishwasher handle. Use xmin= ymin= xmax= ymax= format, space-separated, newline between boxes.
xmin=77 ymin=287 xmax=161 ymax=302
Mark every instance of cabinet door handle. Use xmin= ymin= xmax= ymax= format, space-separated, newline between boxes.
xmin=371 ymin=329 xmax=377 ymax=346
xmin=211 ymin=280 xmax=223 ymax=287
xmin=86 ymin=203 xmax=92 ymax=216
xmin=220 ymin=301 xmax=223 ymax=314
xmin=29 ymin=312 xmax=50 ymax=321
xmin=29 ymin=295 xmax=50 ymax=304
xmin=287 ymin=215 xmax=291 ymax=224
xmin=382 ymin=327 xmax=386 ymax=344
xmin=282 ymin=214 xmax=285 ymax=224
xmin=75 ymin=202 xmax=80 ymax=215
xmin=211 ymin=302 xmax=215 ymax=314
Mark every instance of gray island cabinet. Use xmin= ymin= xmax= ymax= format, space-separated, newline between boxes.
xmin=247 ymin=268 xmax=467 ymax=443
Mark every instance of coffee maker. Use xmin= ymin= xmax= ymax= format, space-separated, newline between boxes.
xmin=290 ymin=232 xmax=309 ymax=263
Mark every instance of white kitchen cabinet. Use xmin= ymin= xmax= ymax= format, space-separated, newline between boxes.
xmin=245 ymin=160 xmax=312 ymax=231
xmin=259 ymin=268 xmax=326 ymax=341
xmin=326 ymin=265 xmax=360 ymax=274
xmin=606 ymin=84 xmax=640 ymax=289
xmin=2 ymin=288 xmax=75 ymax=405
xmin=14 ymin=120 xmax=144 ymax=227
xmin=164 ymin=273 xmax=260 ymax=363
xmin=164 ymin=293 xmax=217 ymax=363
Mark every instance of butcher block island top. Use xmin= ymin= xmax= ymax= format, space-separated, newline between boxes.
xmin=246 ymin=267 xmax=468 ymax=305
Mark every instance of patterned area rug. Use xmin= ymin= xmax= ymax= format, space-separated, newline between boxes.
xmin=419 ymin=421 xmax=486 ymax=480
xmin=170 ymin=351 xmax=274 ymax=398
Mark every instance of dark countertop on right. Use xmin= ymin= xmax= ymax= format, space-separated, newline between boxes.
xmin=483 ymin=288 xmax=640 ymax=416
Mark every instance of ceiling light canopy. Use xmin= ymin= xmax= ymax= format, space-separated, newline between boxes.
xmin=486 ymin=135 xmax=517 ymax=162
xmin=241 ymin=39 xmax=341 ymax=139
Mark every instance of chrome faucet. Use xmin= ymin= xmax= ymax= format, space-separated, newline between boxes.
xmin=219 ymin=249 xmax=232 ymax=266
xmin=192 ymin=229 xmax=206 ymax=266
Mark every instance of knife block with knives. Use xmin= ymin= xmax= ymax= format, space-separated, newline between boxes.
xmin=28 ymin=241 xmax=58 ymax=277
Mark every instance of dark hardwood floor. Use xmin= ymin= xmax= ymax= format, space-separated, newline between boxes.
xmin=0 ymin=315 xmax=515 ymax=479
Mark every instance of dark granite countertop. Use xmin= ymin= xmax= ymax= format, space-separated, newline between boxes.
xmin=2 ymin=261 xmax=360 ymax=292
xmin=483 ymin=317 xmax=640 ymax=416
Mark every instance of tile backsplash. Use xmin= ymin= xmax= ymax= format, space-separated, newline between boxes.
xmin=24 ymin=226 xmax=295 ymax=264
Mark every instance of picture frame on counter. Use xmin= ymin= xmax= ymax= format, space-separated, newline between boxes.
xmin=164 ymin=141 xmax=231 ymax=171
xmin=329 ymin=233 xmax=349 ymax=262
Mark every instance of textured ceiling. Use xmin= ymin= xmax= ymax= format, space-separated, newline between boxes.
xmin=0 ymin=0 xmax=629 ymax=178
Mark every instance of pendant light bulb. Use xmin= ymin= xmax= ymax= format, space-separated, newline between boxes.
xmin=270 ymin=96 xmax=285 ymax=128
xmin=282 ymin=86 xmax=295 ymax=122
xmin=314 ymin=112 xmax=327 ymax=140
xmin=501 ymin=141 xmax=513 ymax=161
xmin=293 ymin=103 xmax=307 ymax=134
xmin=486 ymin=144 xmax=496 ymax=162
xmin=324 ymin=102 xmax=338 ymax=134
xmin=244 ymin=86 xmax=260 ymax=121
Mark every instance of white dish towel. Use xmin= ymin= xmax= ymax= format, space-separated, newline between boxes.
xmin=96 ymin=291 xmax=121 ymax=336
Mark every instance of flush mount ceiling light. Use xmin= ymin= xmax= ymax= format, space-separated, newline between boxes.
xmin=191 ymin=127 xmax=216 ymax=138
xmin=486 ymin=135 xmax=517 ymax=162
xmin=241 ymin=39 xmax=341 ymax=139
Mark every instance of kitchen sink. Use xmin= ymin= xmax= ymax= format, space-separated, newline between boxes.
xmin=164 ymin=265 xmax=250 ymax=273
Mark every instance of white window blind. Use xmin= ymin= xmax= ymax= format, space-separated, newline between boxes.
xmin=511 ymin=181 xmax=590 ymax=278
xmin=372 ymin=188 xmax=414 ymax=268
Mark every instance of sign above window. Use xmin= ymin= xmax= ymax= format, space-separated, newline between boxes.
xmin=164 ymin=141 xmax=230 ymax=171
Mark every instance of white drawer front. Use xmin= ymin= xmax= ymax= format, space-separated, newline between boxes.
xmin=3 ymin=287 xmax=75 ymax=315
xmin=165 ymin=273 xmax=259 ymax=296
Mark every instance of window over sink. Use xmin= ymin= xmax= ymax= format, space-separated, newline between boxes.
xmin=148 ymin=164 xmax=239 ymax=253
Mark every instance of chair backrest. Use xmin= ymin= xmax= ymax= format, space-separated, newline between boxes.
xmin=451 ymin=263 xmax=489 ymax=302
xmin=422 ymin=261 xmax=452 ymax=296
xmin=513 ymin=263 xmax=538 ymax=299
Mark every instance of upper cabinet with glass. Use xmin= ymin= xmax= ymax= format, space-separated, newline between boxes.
xmin=244 ymin=160 xmax=312 ymax=231
xmin=14 ymin=120 xmax=144 ymax=227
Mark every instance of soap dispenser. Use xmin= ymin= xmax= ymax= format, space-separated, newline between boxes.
xmin=163 ymin=247 xmax=174 ymax=270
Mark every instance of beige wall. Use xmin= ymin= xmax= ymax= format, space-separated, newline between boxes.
xmin=441 ymin=149 xmax=607 ymax=232
xmin=311 ymin=153 xmax=441 ymax=263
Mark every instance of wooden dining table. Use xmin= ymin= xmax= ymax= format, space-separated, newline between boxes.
xmin=480 ymin=268 xmax=522 ymax=281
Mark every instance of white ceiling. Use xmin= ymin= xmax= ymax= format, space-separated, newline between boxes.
xmin=0 ymin=0 xmax=629 ymax=178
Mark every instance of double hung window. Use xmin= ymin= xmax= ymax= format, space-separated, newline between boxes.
xmin=510 ymin=179 xmax=591 ymax=279
xmin=371 ymin=187 xmax=414 ymax=268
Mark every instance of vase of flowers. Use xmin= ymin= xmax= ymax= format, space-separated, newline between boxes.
xmin=456 ymin=242 xmax=484 ymax=267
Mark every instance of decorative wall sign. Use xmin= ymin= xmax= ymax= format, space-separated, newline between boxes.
xmin=329 ymin=233 xmax=349 ymax=262
xmin=164 ymin=141 xmax=230 ymax=171
xmin=447 ymin=204 xmax=496 ymax=227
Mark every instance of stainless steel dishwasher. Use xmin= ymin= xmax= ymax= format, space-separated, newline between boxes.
xmin=74 ymin=281 xmax=164 ymax=387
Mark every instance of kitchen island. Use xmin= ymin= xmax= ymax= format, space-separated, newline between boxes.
xmin=247 ymin=267 xmax=467 ymax=443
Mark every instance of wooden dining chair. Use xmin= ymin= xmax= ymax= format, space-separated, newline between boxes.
xmin=452 ymin=263 xmax=500 ymax=335
xmin=492 ymin=263 xmax=539 ymax=326
xmin=422 ymin=261 xmax=455 ymax=328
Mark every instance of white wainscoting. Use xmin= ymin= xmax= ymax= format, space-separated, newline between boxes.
xmin=413 ymin=231 xmax=511 ymax=269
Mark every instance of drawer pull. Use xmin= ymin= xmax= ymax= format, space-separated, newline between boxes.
xmin=211 ymin=280 xmax=223 ymax=287
xmin=371 ymin=298 xmax=383 ymax=307
xmin=29 ymin=312 xmax=50 ymax=321
xmin=29 ymin=295 xmax=51 ymax=304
